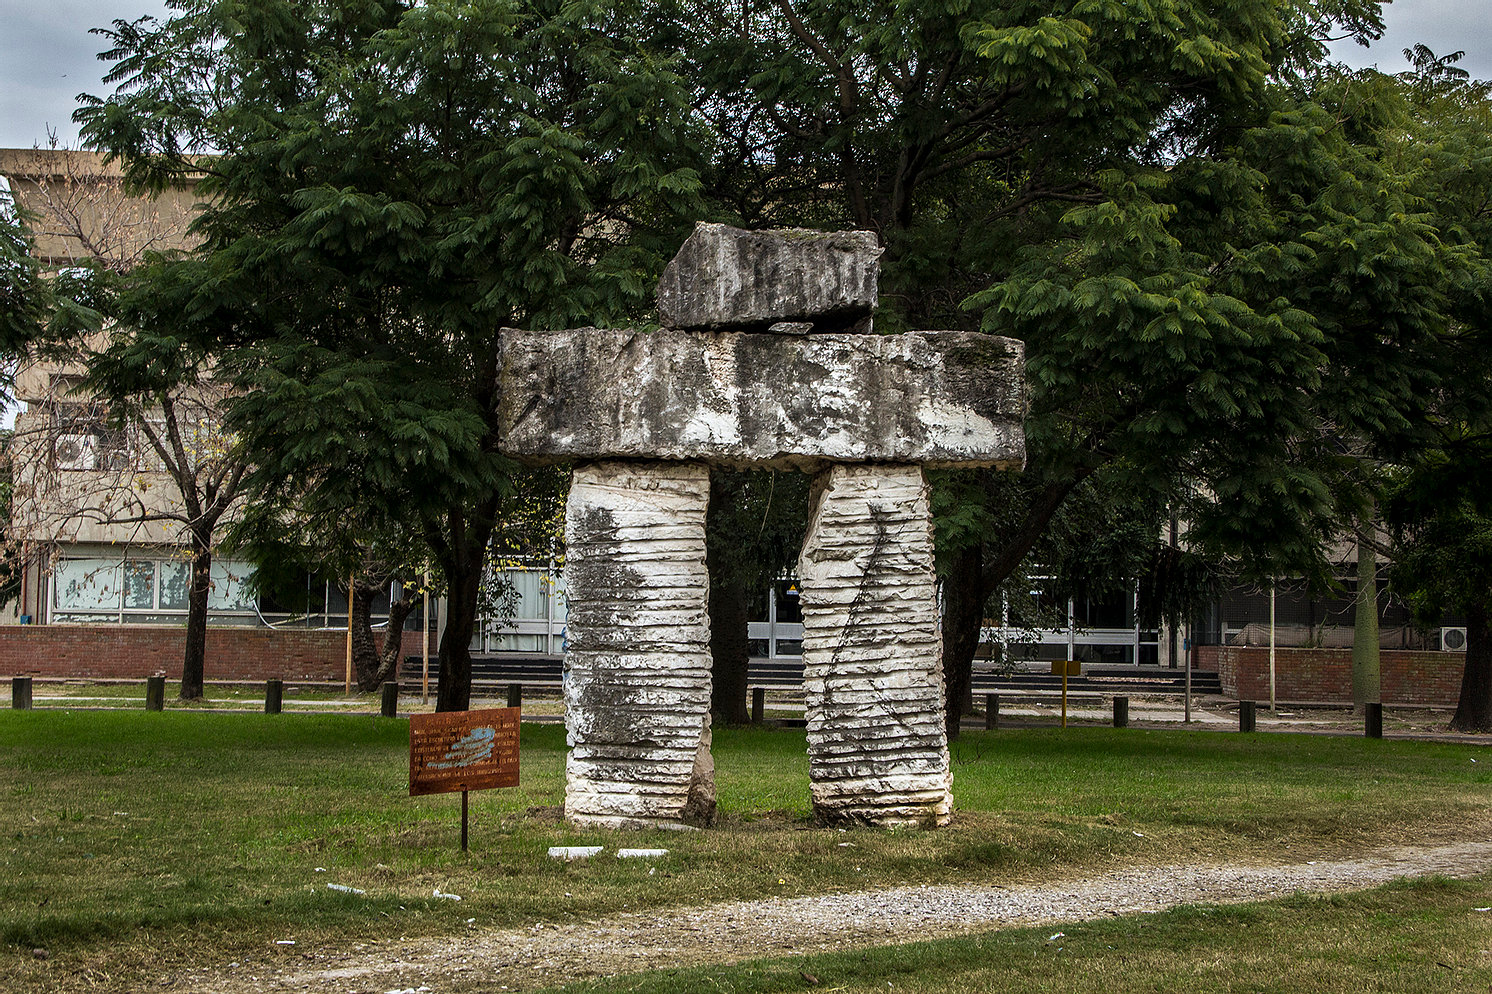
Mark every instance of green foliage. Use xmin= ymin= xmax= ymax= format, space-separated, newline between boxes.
xmin=706 ymin=469 xmax=811 ymax=594
xmin=1386 ymin=453 xmax=1492 ymax=625
xmin=78 ymin=0 xmax=707 ymax=705
xmin=0 ymin=201 xmax=109 ymax=371
xmin=1375 ymin=57 xmax=1492 ymax=625
xmin=677 ymin=0 xmax=1448 ymax=614
xmin=0 ymin=208 xmax=46 ymax=375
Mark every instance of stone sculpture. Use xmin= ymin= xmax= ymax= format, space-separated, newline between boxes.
xmin=495 ymin=221 xmax=1025 ymax=829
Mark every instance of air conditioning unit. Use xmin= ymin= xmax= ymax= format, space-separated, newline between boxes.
xmin=53 ymin=433 xmax=95 ymax=470
xmin=1441 ymin=627 xmax=1468 ymax=652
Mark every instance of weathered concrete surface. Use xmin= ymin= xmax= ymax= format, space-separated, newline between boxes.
xmin=498 ymin=328 xmax=1024 ymax=470
xmin=563 ymin=462 xmax=716 ymax=830
xmin=796 ymin=464 xmax=953 ymax=827
xmin=657 ymin=223 xmax=881 ymax=331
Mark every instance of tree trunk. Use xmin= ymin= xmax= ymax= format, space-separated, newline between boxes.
xmin=940 ymin=543 xmax=983 ymax=740
xmin=1351 ymin=526 xmax=1380 ymax=709
xmin=354 ymin=584 xmax=415 ymax=693
xmin=180 ymin=532 xmax=212 ymax=700
xmin=436 ymin=551 xmax=483 ymax=712
xmin=350 ymin=579 xmax=382 ymax=692
xmin=1451 ymin=600 xmax=1492 ymax=733
xmin=709 ymin=570 xmax=751 ymax=725
xmin=376 ymin=595 xmax=417 ymax=687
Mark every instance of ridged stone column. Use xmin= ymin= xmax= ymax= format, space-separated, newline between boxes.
xmin=798 ymin=464 xmax=952 ymax=827
xmin=563 ymin=461 xmax=716 ymax=829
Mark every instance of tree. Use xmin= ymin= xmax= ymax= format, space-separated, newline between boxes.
xmin=1387 ymin=447 xmax=1492 ymax=731
xmin=233 ymin=503 xmax=426 ymax=694
xmin=1378 ymin=50 xmax=1492 ymax=731
xmin=680 ymin=0 xmax=1476 ymax=733
xmin=78 ymin=0 xmax=703 ymax=710
xmin=1 ymin=147 xmax=248 ymax=700
xmin=1 ymin=190 xmax=50 ymax=369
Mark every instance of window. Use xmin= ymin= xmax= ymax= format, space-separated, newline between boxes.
xmin=53 ymin=559 xmax=123 ymax=611
xmin=51 ymin=556 xmax=258 ymax=618
xmin=50 ymin=401 xmax=130 ymax=471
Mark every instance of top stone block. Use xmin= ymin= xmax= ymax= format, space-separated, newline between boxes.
xmin=657 ymin=223 xmax=881 ymax=331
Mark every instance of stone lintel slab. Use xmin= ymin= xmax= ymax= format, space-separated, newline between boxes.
xmin=563 ymin=461 xmax=716 ymax=830
xmin=497 ymin=327 xmax=1024 ymax=470
xmin=657 ymin=222 xmax=881 ymax=331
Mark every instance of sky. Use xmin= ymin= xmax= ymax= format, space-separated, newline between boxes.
xmin=2 ymin=0 xmax=1491 ymax=150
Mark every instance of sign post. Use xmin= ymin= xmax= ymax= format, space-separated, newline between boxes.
xmin=409 ymin=708 xmax=520 ymax=851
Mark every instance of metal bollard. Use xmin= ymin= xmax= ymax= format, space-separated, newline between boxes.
xmin=985 ymin=693 xmax=1000 ymax=730
xmin=1239 ymin=700 xmax=1256 ymax=733
xmin=265 ymin=679 xmax=284 ymax=714
xmin=1365 ymin=702 xmax=1383 ymax=739
xmin=752 ymin=686 xmax=765 ymax=724
xmin=146 ymin=675 xmax=166 ymax=712
xmin=1113 ymin=695 xmax=1129 ymax=728
xmin=12 ymin=676 xmax=33 ymax=710
xmin=381 ymin=681 xmax=399 ymax=718
xmin=506 ymin=682 xmax=522 ymax=709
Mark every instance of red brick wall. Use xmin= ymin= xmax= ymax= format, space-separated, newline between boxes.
xmin=0 ymin=625 xmax=428 ymax=683
xmin=1193 ymin=645 xmax=1463 ymax=706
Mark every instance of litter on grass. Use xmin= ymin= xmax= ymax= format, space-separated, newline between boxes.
xmin=549 ymin=846 xmax=603 ymax=861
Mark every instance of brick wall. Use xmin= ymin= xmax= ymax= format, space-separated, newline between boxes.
xmin=1194 ymin=645 xmax=1464 ymax=706
xmin=0 ymin=625 xmax=429 ymax=683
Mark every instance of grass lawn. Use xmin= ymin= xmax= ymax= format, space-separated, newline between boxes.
xmin=539 ymin=875 xmax=1492 ymax=994
xmin=1 ymin=710 xmax=1489 ymax=989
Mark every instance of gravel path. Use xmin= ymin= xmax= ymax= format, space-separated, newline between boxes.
xmin=182 ymin=840 xmax=1492 ymax=994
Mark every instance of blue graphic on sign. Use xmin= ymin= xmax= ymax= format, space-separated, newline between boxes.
xmin=427 ymin=726 xmax=497 ymax=770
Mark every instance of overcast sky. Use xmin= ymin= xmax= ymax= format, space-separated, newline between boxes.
xmin=1 ymin=0 xmax=1491 ymax=150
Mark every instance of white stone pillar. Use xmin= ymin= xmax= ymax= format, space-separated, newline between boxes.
xmin=562 ymin=461 xmax=715 ymax=829
xmin=797 ymin=464 xmax=952 ymax=827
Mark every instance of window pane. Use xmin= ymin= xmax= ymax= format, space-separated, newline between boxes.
xmin=123 ymin=560 xmax=155 ymax=609
xmin=209 ymin=560 xmax=256 ymax=611
xmin=54 ymin=559 xmax=122 ymax=611
xmin=504 ymin=571 xmax=547 ymax=619
xmin=492 ymin=633 xmax=546 ymax=652
xmin=159 ymin=562 xmax=191 ymax=611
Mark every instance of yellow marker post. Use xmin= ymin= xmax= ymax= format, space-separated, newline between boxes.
xmin=1051 ymin=659 xmax=1080 ymax=727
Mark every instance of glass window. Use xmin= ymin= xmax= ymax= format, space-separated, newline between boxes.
xmin=505 ymin=571 xmax=548 ymax=620
xmin=123 ymin=560 xmax=156 ymax=609
xmin=209 ymin=560 xmax=256 ymax=611
xmin=774 ymin=581 xmax=803 ymax=624
xmin=160 ymin=561 xmax=192 ymax=611
xmin=54 ymin=559 xmax=123 ymax=611
xmin=492 ymin=633 xmax=547 ymax=653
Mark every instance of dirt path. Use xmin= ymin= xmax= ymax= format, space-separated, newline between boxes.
xmin=172 ymin=840 xmax=1492 ymax=994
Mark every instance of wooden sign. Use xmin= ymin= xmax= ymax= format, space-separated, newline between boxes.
xmin=409 ymin=708 xmax=520 ymax=797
